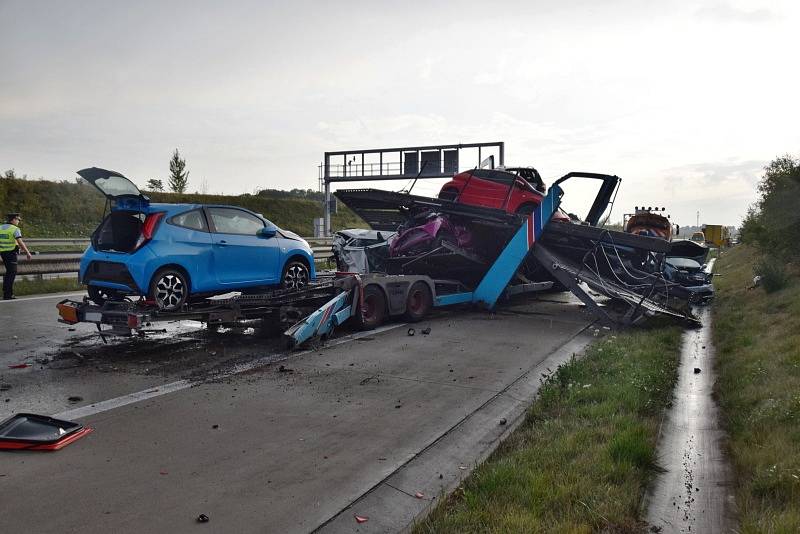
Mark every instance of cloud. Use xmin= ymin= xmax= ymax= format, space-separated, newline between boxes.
xmin=695 ymin=3 xmax=776 ymax=23
xmin=660 ymin=159 xmax=764 ymax=189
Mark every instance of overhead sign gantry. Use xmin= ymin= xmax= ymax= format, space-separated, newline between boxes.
xmin=319 ymin=141 xmax=504 ymax=235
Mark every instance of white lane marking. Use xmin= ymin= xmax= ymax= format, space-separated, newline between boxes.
xmin=0 ymin=291 xmax=86 ymax=303
xmin=54 ymin=379 xmax=192 ymax=420
xmin=53 ymin=322 xmax=406 ymax=421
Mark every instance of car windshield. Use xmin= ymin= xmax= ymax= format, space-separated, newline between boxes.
xmin=667 ymin=257 xmax=702 ymax=269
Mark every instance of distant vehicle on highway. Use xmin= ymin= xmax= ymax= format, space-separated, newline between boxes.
xmin=702 ymin=224 xmax=729 ymax=247
xmin=624 ymin=207 xmax=674 ymax=240
xmin=690 ymin=231 xmax=706 ymax=243
xmin=78 ymin=167 xmax=315 ymax=311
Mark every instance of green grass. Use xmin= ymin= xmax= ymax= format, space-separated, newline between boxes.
xmin=1 ymin=177 xmax=364 ymax=237
xmin=712 ymin=245 xmax=800 ymax=533
xmin=415 ymin=325 xmax=683 ymax=533
xmin=12 ymin=277 xmax=84 ymax=296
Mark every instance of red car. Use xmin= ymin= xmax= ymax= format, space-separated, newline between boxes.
xmin=438 ymin=167 xmax=569 ymax=221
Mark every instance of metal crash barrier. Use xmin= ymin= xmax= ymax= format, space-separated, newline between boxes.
xmin=0 ymin=238 xmax=334 ymax=276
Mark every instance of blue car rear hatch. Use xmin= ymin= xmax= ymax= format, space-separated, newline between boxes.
xmin=77 ymin=167 xmax=150 ymax=212
xmin=79 ymin=167 xmax=158 ymax=293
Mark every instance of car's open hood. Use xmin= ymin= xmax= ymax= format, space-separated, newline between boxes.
xmin=78 ymin=167 xmax=148 ymax=203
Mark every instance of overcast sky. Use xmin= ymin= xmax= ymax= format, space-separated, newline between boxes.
xmin=1 ymin=0 xmax=798 ymax=226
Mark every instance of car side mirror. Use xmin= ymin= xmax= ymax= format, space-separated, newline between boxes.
xmin=258 ymin=227 xmax=277 ymax=238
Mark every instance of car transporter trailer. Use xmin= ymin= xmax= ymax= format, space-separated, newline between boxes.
xmin=57 ymin=183 xmax=565 ymax=348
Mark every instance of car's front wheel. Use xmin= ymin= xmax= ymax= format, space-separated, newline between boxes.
xmin=150 ymin=267 xmax=189 ymax=311
xmin=281 ymin=260 xmax=309 ymax=291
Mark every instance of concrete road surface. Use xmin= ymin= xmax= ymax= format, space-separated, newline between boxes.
xmin=0 ymin=292 xmax=594 ymax=533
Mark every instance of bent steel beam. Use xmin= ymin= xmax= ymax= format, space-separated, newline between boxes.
xmin=471 ymin=183 xmax=562 ymax=308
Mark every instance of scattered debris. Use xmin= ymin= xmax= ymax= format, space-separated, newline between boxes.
xmin=407 ymin=328 xmax=415 ymax=336
xmin=499 ymin=418 xmax=507 ymax=425
xmin=196 ymin=514 xmax=209 ymax=523
xmin=359 ymin=375 xmax=380 ymax=385
xmin=278 ymin=365 xmax=294 ymax=373
xmin=159 ymin=470 xmax=168 ymax=475
xmin=415 ymin=492 xmax=424 ymax=499
xmin=0 ymin=413 xmax=93 ymax=451
xmin=421 ymin=327 xmax=431 ymax=335
xmin=35 ymin=358 xmax=49 ymax=365
xmin=67 ymin=396 xmax=83 ymax=403
xmin=212 ymin=424 xmax=219 ymax=429
xmin=8 ymin=364 xmax=30 ymax=369
xmin=354 ymin=514 xmax=369 ymax=524
xmin=694 ymin=368 xmax=701 ymax=374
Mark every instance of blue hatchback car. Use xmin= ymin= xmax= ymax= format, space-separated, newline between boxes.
xmin=78 ymin=167 xmax=316 ymax=311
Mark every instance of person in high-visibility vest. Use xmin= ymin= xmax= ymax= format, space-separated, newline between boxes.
xmin=0 ymin=213 xmax=33 ymax=300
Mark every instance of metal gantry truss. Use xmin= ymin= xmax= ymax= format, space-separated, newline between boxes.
xmin=319 ymin=142 xmax=504 ymax=235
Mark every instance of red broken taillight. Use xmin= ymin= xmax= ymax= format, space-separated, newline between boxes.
xmin=134 ymin=212 xmax=165 ymax=250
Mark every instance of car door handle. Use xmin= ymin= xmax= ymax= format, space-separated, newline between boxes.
xmin=218 ymin=240 xmax=228 ymax=246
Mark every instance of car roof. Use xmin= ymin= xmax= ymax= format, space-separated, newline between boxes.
xmin=150 ymin=203 xmax=276 ymax=224
xmin=150 ymin=203 xmax=259 ymax=211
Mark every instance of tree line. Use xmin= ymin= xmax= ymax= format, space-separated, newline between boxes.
xmin=739 ymin=154 xmax=799 ymax=291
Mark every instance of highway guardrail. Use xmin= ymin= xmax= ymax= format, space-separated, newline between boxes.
xmin=2 ymin=237 xmax=335 ymax=276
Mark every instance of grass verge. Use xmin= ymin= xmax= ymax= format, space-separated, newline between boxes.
xmin=712 ymin=245 xmax=800 ymax=532
xmin=13 ymin=277 xmax=84 ymax=296
xmin=414 ymin=325 xmax=683 ymax=533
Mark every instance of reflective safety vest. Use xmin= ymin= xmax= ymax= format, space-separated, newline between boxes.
xmin=0 ymin=224 xmax=20 ymax=252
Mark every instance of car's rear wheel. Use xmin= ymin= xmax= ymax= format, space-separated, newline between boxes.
xmin=281 ymin=260 xmax=309 ymax=291
xmin=150 ymin=268 xmax=189 ymax=311
xmin=404 ymin=281 xmax=432 ymax=322
xmin=439 ymin=188 xmax=458 ymax=201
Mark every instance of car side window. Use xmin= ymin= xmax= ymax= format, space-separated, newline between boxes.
xmin=170 ymin=209 xmax=208 ymax=231
xmin=208 ymin=207 xmax=264 ymax=235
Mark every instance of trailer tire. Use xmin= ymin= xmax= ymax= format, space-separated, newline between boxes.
xmin=357 ymin=284 xmax=387 ymax=330
xmin=404 ymin=281 xmax=432 ymax=322
xmin=258 ymin=311 xmax=285 ymax=337
xmin=87 ymin=285 xmax=122 ymax=306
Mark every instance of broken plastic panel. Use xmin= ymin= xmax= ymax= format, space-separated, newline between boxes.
xmin=0 ymin=413 xmax=92 ymax=451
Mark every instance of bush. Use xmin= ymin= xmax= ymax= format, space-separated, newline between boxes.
xmin=742 ymin=155 xmax=800 ymax=260
xmin=754 ymin=255 xmax=789 ymax=293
